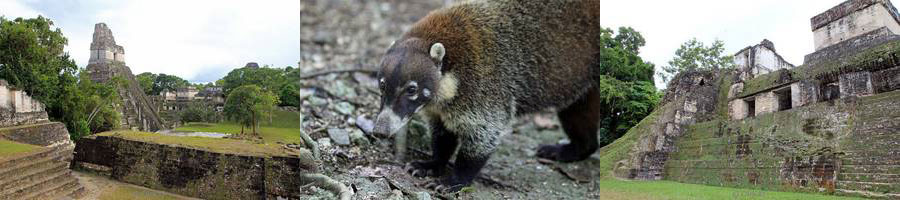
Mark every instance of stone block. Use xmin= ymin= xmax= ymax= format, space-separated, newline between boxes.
xmin=791 ymin=81 xmax=819 ymax=107
xmin=811 ymin=0 xmax=900 ymax=50
xmin=874 ymin=66 xmax=900 ymax=92
xmin=729 ymin=99 xmax=749 ymax=120
xmin=755 ymin=92 xmax=778 ymax=115
xmin=839 ymin=71 xmax=875 ymax=98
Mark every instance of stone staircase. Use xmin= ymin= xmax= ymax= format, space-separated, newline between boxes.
xmin=0 ymin=145 xmax=84 ymax=200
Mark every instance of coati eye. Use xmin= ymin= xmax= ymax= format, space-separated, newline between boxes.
xmin=405 ymin=85 xmax=417 ymax=95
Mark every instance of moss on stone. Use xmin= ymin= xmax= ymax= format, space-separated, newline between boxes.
xmin=96 ymin=131 xmax=298 ymax=157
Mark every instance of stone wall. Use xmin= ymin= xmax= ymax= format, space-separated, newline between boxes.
xmin=0 ymin=80 xmax=49 ymax=127
xmin=72 ymin=136 xmax=318 ymax=200
xmin=811 ymin=0 xmax=900 ymax=50
xmin=664 ymin=90 xmax=900 ymax=198
xmin=614 ymin=71 xmax=721 ymax=180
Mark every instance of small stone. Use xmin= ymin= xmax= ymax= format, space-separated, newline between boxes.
xmin=334 ymin=102 xmax=355 ymax=115
xmin=327 ymin=128 xmax=351 ymax=145
xmin=388 ymin=190 xmax=404 ymax=200
xmin=326 ymin=81 xmax=357 ymax=98
xmin=353 ymin=72 xmax=378 ymax=88
xmin=534 ymin=114 xmax=558 ymax=130
xmin=350 ymin=129 xmax=369 ymax=145
xmin=298 ymin=88 xmax=316 ymax=100
xmin=356 ymin=115 xmax=375 ymax=134
xmin=416 ymin=192 xmax=432 ymax=200
xmin=308 ymin=96 xmax=328 ymax=107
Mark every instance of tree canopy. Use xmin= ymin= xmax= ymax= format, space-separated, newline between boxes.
xmin=594 ymin=27 xmax=662 ymax=146
xmin=659 ymin=38 xmax=734 ymax=84
xmin=0 ymin=16 xmax=121 ymax=139
xmin=223 ymin=85 xmax=278 ymax=135
xmin=221 ymin=65 xmax=300 ymax=107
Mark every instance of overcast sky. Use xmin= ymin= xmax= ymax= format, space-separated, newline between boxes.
xmin=1 ymin=0 xmax=894 ymax=85
xmin=602 ymin=0 xmax=890 ymax=86
xmin=1 ymin=0 xmax=299 ymax=83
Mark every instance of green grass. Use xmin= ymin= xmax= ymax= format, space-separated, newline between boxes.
xmin=175 ymin=122 xmax=305 ymax=145
xmin=98 ymin=184 xmax=189 ymax=200
xmin=592 ymin=179 xmax=863 ymax=200
xmin=175 ymin=110 xmax=305 ymax=144
xmin=0 ymin=139 xmax=39 ymax=158
xmin=97 ymin=131 xmax=295 ymax=157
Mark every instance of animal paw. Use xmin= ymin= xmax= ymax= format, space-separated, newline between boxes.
xmin=425 ymin=177 xmax=467 ymax=193
xmin=536 ymin=144 xmax=584 ymax=163
xmin=405 ymin=160 xmax=445 ymax=177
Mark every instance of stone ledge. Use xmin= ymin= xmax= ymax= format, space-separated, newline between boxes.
xmin=811 ymin=0 xmax=900 ymax=31
xmin=804 ymin=27 xmax=900 ymax=66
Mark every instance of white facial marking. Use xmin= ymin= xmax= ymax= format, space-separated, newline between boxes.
xmin=422 ymin=88 xmax=431 ymax=98
xmin=408 ymin=81 xmax=419 ymax=100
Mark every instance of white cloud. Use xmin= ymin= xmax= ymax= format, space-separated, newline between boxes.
xmin=4 ymin=0 xmax=299 ymax=82
xmin=600 ymin=0 xmax=883 ymax=87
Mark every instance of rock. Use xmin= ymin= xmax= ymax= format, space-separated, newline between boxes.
xmin=313 ymin=30 xmax=336 ymax=45
xmin=299 ymin=88 xmax=316 ymax=100
xmin=356 ymin=115 xmax=375 ymax=134
xmin=328 ymin=128 xmax=351 ymax=145
xmin=349 ymin=129 xmax=369 ymax=145
xmin=415 ymin=192 xmax=432 ymax=200
xmin=533 ymin=114 xmax=558 ymax=130
xmin=353 ymin=72 xmax=379 ymax=88
xmin=388 ymin=190 xmax=404 ymax=200
xmin=334 ymin=102 xmax=355 ymax=115
xmin=326 ymin=80 xmax=358 ymax=98
xmin=308 ymin=96 xmax=329 ymax=107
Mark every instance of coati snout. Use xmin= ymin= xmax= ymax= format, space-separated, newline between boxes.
xmin=373 ymin=41 xmax=445 ymax=136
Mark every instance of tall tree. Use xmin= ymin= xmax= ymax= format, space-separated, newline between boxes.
xmin=152 ymin=73 xmax=189 ymax=95
xmin=224 ymin=85 xmax=278 ymax=135
xmin=659 ymin=38 xmax=734 ymax=84
xmin=0 ymin=16 xmax=121 ymax=139
xmin=136 ymin=72 xmax=157 ymax=95
xmin=594 ymin=27 xmax=661 ymax=146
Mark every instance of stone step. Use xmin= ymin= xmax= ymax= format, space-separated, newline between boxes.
xmin=20 ymin=174 xmax=83 ymax=200
xmin=0 ymin=161 xmax=68 ymax=192
xmin=0 ymin=167 xmax=71 ymax=198
xmin=838 ymin=172 xmax=900 ymax=184
xmin=0 ymin=147 xmax=56 ymax=175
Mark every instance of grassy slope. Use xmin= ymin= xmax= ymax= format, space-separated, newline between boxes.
xmin=98 ymin=184 xmax=188 ymax=200
xmin=96 ymin=131 xmax=294 ymax=157
xmin=592 ymin=180 xmax=861 ymax=200
xmin=0 ymin=139 xmax=39 ymax=158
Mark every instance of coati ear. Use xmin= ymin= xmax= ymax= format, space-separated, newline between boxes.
xmin=430 ymin=43 xmax=446 ymax=64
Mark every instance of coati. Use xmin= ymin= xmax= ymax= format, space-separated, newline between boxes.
xmin=373 ymin=0 xmax=602 ymax=192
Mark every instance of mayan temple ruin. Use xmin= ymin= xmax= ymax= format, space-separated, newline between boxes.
xmin=0 ymin=80 xmax=84 ymax=199
xmin=614 ymin=0 xmax=900 ymax=198
xmin=85 ymin=23 xmax=167 ymax=131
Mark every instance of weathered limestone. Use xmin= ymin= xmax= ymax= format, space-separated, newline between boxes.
xmin=754 ymin=91 xmax=778 ymax=115
xmin=839 ymin=71 xmax=875 ymax=98
xmin=790 ymin=81 xmax=819 ymax=107
xmin=733 ymin=39 xmax=795 ymax=81
xmin=811 ymin=0 xmax=900 ymax=50
xmin=85 ymin=23 xmax=166 ymax=131
xmin=625 ymin=1 xmax=900 ymax=198
xmin=0 ymin=80 xmax=49 ymax=127
xmin=0 ymin=79 xmax=84 ymax=199
xmin=616 ymin=71 xmax=720 ymax=180
xmin=73 ymin=135 xmax=320 ymax=199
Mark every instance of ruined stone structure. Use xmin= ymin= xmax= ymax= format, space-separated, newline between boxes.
xmin=616 ymin=0 xmax=900 ymax=198
xmin=73 ymin=135 xmax=318 ymax=199
xmin=0 ymin=80 xmax=84 ymax=199
xmin=85 ymin=23 xmax=167 ymax=131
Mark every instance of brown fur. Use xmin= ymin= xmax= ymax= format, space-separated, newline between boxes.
xmin=376 ymin=0 xmax=604 ymax=191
